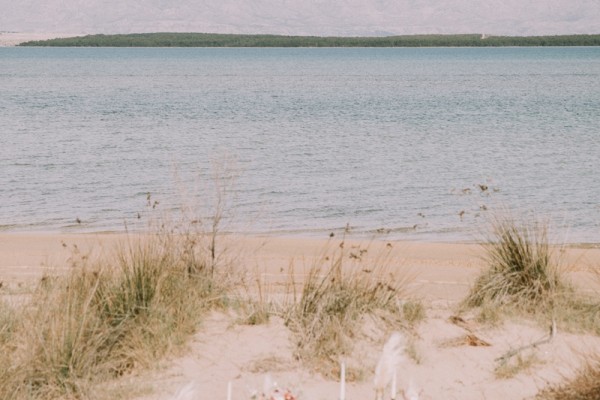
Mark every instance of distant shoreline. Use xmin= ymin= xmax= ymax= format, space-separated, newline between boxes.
xmin=16 ymin=32 xmax=600 ymax=47
xmin=0 ymin=32 xmax=82 ymax=47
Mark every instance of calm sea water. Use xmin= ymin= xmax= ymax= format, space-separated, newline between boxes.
xmin=1 ymin=47 xmax=599 ymax=242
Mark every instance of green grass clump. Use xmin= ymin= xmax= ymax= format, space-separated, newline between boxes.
xmin=284 ymin=240 xmax=412 ymax=379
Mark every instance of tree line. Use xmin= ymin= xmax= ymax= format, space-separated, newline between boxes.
xmin=20 ymin=32 xmax=600 ymax=47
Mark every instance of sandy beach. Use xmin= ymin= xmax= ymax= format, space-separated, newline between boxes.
xmin=2 ymin=5 xmax=599 ymax=397
xmin=1 ymin=232 xmax=599 ymax=399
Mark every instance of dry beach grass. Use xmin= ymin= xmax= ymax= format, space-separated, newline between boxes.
xmin=0 ymin=226 xmax=233 ymax=399
xmin=0 ymin=215 xmax=599 ymax=399
xmin=283 ymin=234 xmax=420 ymax=380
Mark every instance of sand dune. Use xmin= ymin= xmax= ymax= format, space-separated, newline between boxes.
xmin=1 ymin=232 xmax=599 ymax=399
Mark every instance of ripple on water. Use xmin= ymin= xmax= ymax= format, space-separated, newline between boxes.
xmin=0 ymin=47 xmax=599 ymax=242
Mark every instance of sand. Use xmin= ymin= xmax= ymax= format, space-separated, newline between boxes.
xmin=1 ymin=232 xmax=600 ymax=399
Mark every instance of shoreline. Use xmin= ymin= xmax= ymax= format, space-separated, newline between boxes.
xmin=2 ymin=231 xmax=599 ymax=300
xmin=1 ymin=228 xmax=599 ymax=246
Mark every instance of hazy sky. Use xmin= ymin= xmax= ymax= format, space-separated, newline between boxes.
xmin=1 ymin=0 xmax=599 ymax=36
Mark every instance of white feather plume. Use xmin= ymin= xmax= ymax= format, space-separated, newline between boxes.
xmin=171 ymin=381 xmax=202 ymax=400
xmin=404 ymin=378 xmax=420 ymax=400
xmin=374 ymin=331 xmax=405 ymax=396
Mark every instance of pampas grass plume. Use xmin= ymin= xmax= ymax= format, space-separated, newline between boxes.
xmin=374 ymin=331 xmax=405 ymax=400
xmin=404 ymin=378 xmax=420 ymax=400
xmin=171 ymin=381 xmax=202 ymax=400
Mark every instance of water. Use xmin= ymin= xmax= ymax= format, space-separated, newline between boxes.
xmin=1 ymin=47 xmax=599 ymax=242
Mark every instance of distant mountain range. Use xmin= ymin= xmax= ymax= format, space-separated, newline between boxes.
xmin=2 ymin=0 xmax=599 ymax=36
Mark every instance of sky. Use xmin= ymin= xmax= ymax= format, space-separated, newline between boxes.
xmin=1 ymin=0 xmax=599 ymax=37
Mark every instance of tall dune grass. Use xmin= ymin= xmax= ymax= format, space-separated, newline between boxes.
xmin=0 ymin=299 xmax=15 ymax=346
xmin=284 ymin=239 xmax=418 ymax=379
xmin=465 ymin=216 xmax=565 ymax=311
xmin=464 ymin=215 xmax=600 ymax=335
xmin=0 ymin=230 xmax=231 ymax=399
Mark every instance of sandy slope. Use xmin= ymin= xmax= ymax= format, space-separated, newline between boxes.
xmin=1 ymin=233 xmax=599 ymax=399
xmin=127 ymin=309 xmax=600 ymax=400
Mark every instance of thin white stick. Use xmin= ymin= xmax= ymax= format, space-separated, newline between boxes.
xmin=227 ymin=381 xmax=232 ymax=400
xmin=391 ymin=366 xmax=397 ymax=400
xmin=340 ymin=362 xmax=346 ymax=400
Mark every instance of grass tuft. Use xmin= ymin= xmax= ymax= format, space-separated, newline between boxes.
xmin=536 ymin=357 xmax=600 ymax=399
xmin=401 ymin=300 xmax=426 ymax=325
xmin=495 ymin=351 xmax=542 ymax=379
xmin=0 ymin=231 xmax=230 ymax=399
xmin=284 ymin=239 xmax=414 ymax=378
xmin=465 ymin=216 xmax=564 ymax=311
xmin=0 ymin=300 xmax=15 ymax=347
xmin=463 ymin=215 xmax=600 ymax=336
xmin=230 ymin=266 xmax=277 ymax=326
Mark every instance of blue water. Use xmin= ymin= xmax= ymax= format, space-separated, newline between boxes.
xmin=1 ymin=47 xmax=599 ymax=242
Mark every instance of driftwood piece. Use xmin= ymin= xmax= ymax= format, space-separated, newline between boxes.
xmin=495 ymin=319 xmax=557 ymax=366
xmin=447 ymin=315 xmax=492 ymax=347
xmin=440 ymin=333 xmax=492 ymax=348
xmin=465 ymin=334 xmax=492 ymax=347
